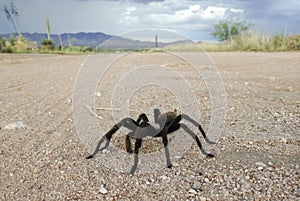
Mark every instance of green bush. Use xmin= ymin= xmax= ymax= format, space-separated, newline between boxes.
xmin=211 ymin=19 xmax=253 ymax=42
xmin=40 ymin=38 xmax=56 ymax=50
xmin=286 ymin=34 xmax=300 ymax=50
xmin=2 ymin=46 xmax=13 ymax=53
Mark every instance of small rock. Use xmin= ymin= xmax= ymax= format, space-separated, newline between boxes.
xmin=279 ymin=137 xmax=287 ymax=144
xmin=199 ymin=196 xmax=208 ymax=201
xmin=248 ymin=141 xmax=253 ymax=145
xmin=256 ymin=162 xmax=266 ymax=170
xmin=4 ymin=121 xmax=27 ymax=129
xmin=192 ymin=181 xmax=201 ymax=190
xmin=100 ymin=187 xmax=108 ymax=195
xmin=257 ymin=166 xmax=264 ymax=171
xmin=33 ymin=168 xmax=40 ymax=174
xmin=204 ymin=178 xmax=209 ymax=183
xmin=160 ymin=175 xmax=168 ymax=180
xmin=195 ymin=170 xmax=203 ymax=176
xmin=287 ymin=86 xmax=294 ymax=92
xmin=94 ymin=92 xmax=102 ymax=97
xmin=188 ymin=189 xmax=197 ymax=194
xmin=255 ymin=162 xmax=266 ymax=167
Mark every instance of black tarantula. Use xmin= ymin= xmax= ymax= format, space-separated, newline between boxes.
xmin=86 ymin=108 xmax=216 ymax=174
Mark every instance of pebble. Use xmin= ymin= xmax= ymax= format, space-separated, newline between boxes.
xmin=188 ymin=189 xmax=197 ymax=194
xmin=199 ymin=196 xmax=208 ymax=201
xmin=94 ymin=92 xmax=102 ymax=97
xmin=160 ymin=175 xmax=168 ymax=180
xmin=287 ymin=86 xmax=294 ymax=92
xmin=279 ymin=137 xmax=287 ymax=144
xmin=192 ymin=181 xmax=201 ymax=190
xmin=204 ymin=178 xmax=210 ymax=183
xmin=100 ymin=187 xmax=108 ymax=195
xmin=33 ymin=168 xmax=40 ymax=174
xmin=257 ymin=166 xmax=264 ymax=171
xmin=4 ymin=121 xmax=27 ymax=129
xmin=255 ymin=162 xmax=267 ymax=167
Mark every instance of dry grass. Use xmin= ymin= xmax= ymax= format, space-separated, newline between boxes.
xmin=164 ymin=32 xmax=300 ymax=52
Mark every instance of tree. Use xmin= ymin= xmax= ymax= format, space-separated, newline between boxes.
xmin=211 ymin=19 xmax=253 ymax=42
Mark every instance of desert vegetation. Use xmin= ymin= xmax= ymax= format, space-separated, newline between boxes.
xmin=1 ymin=7 xmax=299 ymax=54
xmin=165 ymin=19 xmax=300 ymax=52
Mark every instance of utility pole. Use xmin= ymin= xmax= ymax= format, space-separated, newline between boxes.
xmin=155 ymin=35 xmax=158 ymax=48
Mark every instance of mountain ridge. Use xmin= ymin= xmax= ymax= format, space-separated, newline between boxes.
xmin=0 ymin=32 xmax=113 ymax=47
xmin=0 ymin=32 xmax=191 ymax=49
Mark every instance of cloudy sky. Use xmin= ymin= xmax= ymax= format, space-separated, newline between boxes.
xmin=0 ymin=0 xmax=299 ymax=41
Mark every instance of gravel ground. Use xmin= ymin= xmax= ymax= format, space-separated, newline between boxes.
xmin=0 ymin=52 xmax=299 ymax=200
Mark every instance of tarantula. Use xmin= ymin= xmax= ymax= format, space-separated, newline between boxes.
xmin=86 ymin=109 xmax=216 ymax=174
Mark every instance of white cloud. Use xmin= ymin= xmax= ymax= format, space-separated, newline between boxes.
xmin=201 ymin=6 xmax=228 ymax=19
xmin=120 ymin=6 xmax=139 ymax=26
xmin=130 ymin=4 xmax=228 ymax=29
xmin=229 ymin=8 xmax=244 ymax=14
xmin=189 ymin=5 xmax=201 ymax=12
xmin=119 ymin=16 xmax=140 ymax=26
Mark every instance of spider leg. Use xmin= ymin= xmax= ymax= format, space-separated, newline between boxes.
xmin=180 ymin=123 xmax=214 ymax=158
xmin=126 ymin=132 xmax=133 ymax=153
xmin=161 ymin=128 xmax=172 ymax=168
xmin=126 ymin=113 xmax=151 ymax=154
xmin=86 ymin=135 xmax=111 ymax=159
xmin=130 ymin=138 xmax=143 ymax=174
xmin=86 ymin=117 xmax=140 ymax=159
xmin=180 ymin=114 xmax=216 ymax=144
xmin=137 ymin=113 xmax=149 ymax=124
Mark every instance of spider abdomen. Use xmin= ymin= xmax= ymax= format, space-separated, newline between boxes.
xmin=157 ymin=110 xmax=178 ymax=126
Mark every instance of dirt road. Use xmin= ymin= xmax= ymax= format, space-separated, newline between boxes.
xmin=0 ymin=52 xmax=299 ymax=200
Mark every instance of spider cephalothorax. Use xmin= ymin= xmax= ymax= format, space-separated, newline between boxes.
xmin=86 ymin=108 xmax=216 ymax=174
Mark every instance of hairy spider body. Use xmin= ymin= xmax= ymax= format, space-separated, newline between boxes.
xmin=86 ymin=109 xmax=216 ymax=174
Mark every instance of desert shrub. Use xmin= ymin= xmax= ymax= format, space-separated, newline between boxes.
xmin=286 ymin=34 xmax=300 ymax=50
xmin=2 ymin=46 xmax=13 ymax=53
xmin=41 ymin=38 xmax=56 ymax=50
xmin=8 ymin=35 xmax=16 ymax=46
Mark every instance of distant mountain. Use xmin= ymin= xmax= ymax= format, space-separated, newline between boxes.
xmin=0 ymin=32 xmax=191 ymax=49
xmin=0 ymin=32 xmax=113 ymax=47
